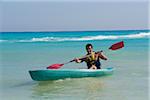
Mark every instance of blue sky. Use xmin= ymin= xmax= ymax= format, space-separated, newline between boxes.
xmin=1 ymin=0 xmax=149 ymax=32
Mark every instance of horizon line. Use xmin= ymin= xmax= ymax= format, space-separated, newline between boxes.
xmin=0 ymin=29 xmax=149 ymax=33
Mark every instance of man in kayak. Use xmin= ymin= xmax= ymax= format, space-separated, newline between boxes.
xmin=74 ymin=44 xmax=107 ymax=69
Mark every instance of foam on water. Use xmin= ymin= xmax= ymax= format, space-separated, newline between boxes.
xmin=0 ymin=32 xmax=150 ymax=43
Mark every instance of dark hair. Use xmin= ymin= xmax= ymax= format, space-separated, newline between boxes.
xmin=86 ymin=43 xmax=93 ymax=49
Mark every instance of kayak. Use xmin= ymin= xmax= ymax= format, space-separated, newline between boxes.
xmin=29 ymin=67 xmax=113 ymax=81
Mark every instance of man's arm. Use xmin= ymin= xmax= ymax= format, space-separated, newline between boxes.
xmin=74 ymin=57 xmax=85 ymax=63
xmin=97 ymin=52 xmax=107 ymax=60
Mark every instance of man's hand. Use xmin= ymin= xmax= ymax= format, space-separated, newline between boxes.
xmin=74 ymin=58 xmax=82 ymax=63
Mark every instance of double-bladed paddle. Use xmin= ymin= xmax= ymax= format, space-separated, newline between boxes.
xmin=47 ymin=41 xmax=124 ymax=69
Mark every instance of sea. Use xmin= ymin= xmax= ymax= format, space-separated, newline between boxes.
xmin=0 ymin=30 xmax=149 ymax=100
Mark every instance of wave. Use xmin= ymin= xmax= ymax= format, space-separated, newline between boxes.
xmin=1 ymin=32 xmax=150 ymax=43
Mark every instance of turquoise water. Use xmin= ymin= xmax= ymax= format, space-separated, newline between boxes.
xmin=0 ymin=30 xmax=149 ymax=100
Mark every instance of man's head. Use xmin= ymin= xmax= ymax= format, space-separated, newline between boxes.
xmin=86 ymin=43 xmax=93 ymax=54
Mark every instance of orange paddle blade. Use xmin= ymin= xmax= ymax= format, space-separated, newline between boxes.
xmin=47 ymin=64 xmax=64 ymax=69
xmin=109 ymin=41 xmax=124 ymax=50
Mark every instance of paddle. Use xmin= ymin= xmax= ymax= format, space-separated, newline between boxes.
xmin=109 ymin=41 xmax=124 ymax=50
xmin=47 ymin=41 xmax=124 ymax=69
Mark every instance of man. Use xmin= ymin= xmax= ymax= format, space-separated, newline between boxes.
xmin=74 ymin=43 xmax=107 ymax=69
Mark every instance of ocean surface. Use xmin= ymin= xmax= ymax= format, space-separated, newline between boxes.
xmin=0 ymin=30 xmax=149 ymax=100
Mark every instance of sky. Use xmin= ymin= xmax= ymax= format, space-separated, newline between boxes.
xmin=0 ymin=0 xmax=149 ymax=32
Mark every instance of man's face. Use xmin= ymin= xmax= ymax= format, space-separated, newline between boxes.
xmin=86 ymin=46 xmax=93 ymax=54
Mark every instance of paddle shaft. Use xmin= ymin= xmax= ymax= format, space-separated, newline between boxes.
xmin=62 ymin=50 xmax=103 ymax=65
xmin=62 ymin=40 xmax=124 ymax=65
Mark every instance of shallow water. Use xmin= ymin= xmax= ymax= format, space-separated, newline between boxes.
xmin=0 ymin=30 xmax=149 ymax=100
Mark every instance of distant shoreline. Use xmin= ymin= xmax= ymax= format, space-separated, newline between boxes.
xmin=0 ymin=29 xmax=149 ymax=33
